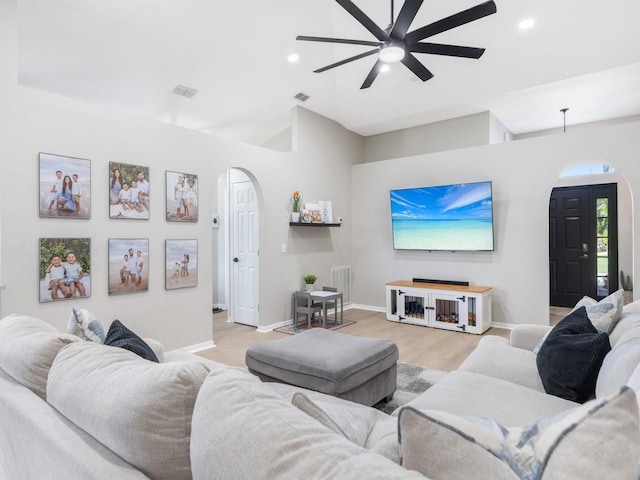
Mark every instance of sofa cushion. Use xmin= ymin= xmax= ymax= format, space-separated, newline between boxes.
xmin=596 ymin=325 xmax=640 ymax=398
xmin=66 ymin=307 xmax=106 ymax=343
xmin=458 ymin=335 xmax=545 ymax=392
xmin=103 ymin=319 xmax=158 ymax=362
xmin=190 ymin=367 xmax=426 ymax=480
xmin=609 ymin=300 xmax=640 ymax=346
xmin=292 ymin=391 xmax=400 ymax=463
xmin=398 ymin=370 xmax=577 ymax=426
xmin=47 ymin=342 xmax=210 ymax=480
xmin=398 ymin=387 xmax=639 ymax=480
xmin=0 ymin=314 xmax=80 ymax=399
xmin=536 ymin=307 xmax=611 ymax=402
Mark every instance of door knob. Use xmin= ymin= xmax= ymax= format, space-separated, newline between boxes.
xmin=233 ymin=257 xmax=239 ymax=263
xmin=579 ymin=253 xmax=588 ymax=259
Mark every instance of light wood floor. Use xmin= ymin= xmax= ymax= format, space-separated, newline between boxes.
xmin=197 ymin=308 xmax=511 ymax=372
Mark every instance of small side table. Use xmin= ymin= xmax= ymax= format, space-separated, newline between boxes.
xmin=309 ymin=290 xmax=343 ymax=326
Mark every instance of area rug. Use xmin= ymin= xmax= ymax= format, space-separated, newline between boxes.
xmin=273 ymin=319 xmax=356 ymax=335
xmin=373 ymin=362 xmax=447 ymax=415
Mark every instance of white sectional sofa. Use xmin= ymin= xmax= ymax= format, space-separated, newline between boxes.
xmin=1 ymin=297 xmax=639 ymax=479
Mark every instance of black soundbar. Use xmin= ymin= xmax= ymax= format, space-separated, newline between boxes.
xmin=412 ymin=278 xmax=469 ymax=287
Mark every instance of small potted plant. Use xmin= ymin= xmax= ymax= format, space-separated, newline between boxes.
xmin=620 ymin=270 xmax=633 ymax=304
xmin=291 ymin=191 xmax=301 ymax=223
xmin=303 ymin=274 xmax=317 ymax=292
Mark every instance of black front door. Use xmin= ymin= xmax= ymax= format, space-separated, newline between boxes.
xmin=549 ymin=183 xmax=618 ymax=307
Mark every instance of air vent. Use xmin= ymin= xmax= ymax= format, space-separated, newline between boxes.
xmin=293 ymin=92 xmax=310 ymax=102
xmin=173 ymin=85 xmax=198 ymax=98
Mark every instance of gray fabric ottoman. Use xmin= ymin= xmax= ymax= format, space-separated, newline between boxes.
xmin=245 ymin=329 xmax=398 ymax=406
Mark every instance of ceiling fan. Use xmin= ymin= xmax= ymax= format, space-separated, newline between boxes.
xmin=296 ymin=0 xmax=497 ymax=89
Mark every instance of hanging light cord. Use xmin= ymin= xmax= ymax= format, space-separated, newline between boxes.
xmin=560 ymin=108 xmax=569 ymax=133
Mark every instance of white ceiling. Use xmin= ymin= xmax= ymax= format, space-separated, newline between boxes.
xmin=16 ymin=0 xmax=640 ymax=145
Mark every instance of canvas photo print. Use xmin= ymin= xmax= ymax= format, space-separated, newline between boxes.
xmin=39 ymin=238 xmax=91 ymax=303
xmin=108 ymin=238 xmax=149 ymax=295
xmin=166 ymin=170 xmax=198 ymax=222
xmin=109 ymin=162 xmax=150 ymax=219
xmin=165 ymin=239 xmax=198 ymax=290
xmin=39 ymin=152 xmax=91 ymax=218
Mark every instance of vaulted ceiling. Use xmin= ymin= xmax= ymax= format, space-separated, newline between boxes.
xmin=17 ymin=0 xmax=640 ymax=145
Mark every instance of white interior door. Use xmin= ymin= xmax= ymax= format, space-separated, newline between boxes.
xmin=230 ymin=176 xmax=259 ymax=326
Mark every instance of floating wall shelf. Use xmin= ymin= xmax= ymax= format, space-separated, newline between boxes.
xmin=289 ymin=223 xmax=341 ymax=227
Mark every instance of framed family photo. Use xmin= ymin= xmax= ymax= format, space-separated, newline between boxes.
xmin=108 ymin=238 xmax=149 ymax=295
xmin=39 ymin=152 xmax=91 ymax=219
xmin=39 ymin=238 xmax=91 ymax=303
xmin=165 ymin=239 xmax=198 ymax=290
xmin=166 ymin=171 xmax=198 ymax=222
xmin=109 ymin=162 xmax=150 ymax=220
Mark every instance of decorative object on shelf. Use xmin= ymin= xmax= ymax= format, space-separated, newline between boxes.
xmin=291 ymin=190 xmax=301 ymax=222
xmin=304 ymin=203 xmax=323 ymax=223
xmin=318 ymin=200 xmax=333 ymax=223
xmin=303 ymin=274 xmax=318 ymax=292
xmin=620 ymin=270 xmax=633 ymax=304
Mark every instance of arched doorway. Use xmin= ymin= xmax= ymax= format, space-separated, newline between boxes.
xmin=214 ymin=168 xmax=260 ymax=327
xmin=549 ymin=164 xmax=633 ymax=309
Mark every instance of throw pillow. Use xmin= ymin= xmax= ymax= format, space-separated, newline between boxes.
xmin=398 ymin=386 xmax=640 ymax=480
xmin=104 ymin=319 xmax=158 ymax=362
xmin=536 ymin=307 xmax=611 ymax=402
xmin=66 ymin=307 xmax=106 ymax=343
xmin=572 ymin=289 xmax=623 ymax=334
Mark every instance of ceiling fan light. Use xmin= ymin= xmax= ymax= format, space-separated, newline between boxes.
xmin=379 ymin=42 xmax=405 ymax=63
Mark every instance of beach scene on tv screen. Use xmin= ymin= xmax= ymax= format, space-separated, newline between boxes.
xmin=390 ymin=181 xmax=494 ymax=251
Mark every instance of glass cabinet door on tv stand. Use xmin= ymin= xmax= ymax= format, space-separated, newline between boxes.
xmin=385 ymin=281 xmax=492 ymax=334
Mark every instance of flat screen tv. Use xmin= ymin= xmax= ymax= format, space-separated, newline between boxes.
xmin=390 ymin=181 xmax=494 ymax=251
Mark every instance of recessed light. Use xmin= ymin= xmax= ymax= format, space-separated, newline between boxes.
xmin=380 ymin=64 xmax=390 ymax=73
xmin=287 ymin=53 xmax=300 ymax=63
xmin=519 ymin=18 xmax=535 ymax=30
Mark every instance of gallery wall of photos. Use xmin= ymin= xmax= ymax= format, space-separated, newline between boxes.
xmin=38 ymin=152 xmax=199 ymax=303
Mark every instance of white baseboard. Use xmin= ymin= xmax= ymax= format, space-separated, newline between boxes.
xmin=179 ymin=340 xmax=216 ymax=354
xmin=491 ymin=322 xmax=515 ymax=330
xmin=349 ymin=303 xmax=386 ymax=313
xmin=257 ymin=319 xmax=292 ymax=333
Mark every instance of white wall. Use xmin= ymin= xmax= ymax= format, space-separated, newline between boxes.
xmin=0 ymin=1 xmax=360 ymax=348
xmin=350 ymin=123 xmax=640 ymax=326
xmin=362 ymin=112 xmax=491 ymax=163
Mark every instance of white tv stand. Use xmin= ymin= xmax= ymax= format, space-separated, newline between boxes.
xmin=385 ymin=281 xmax=492 ymax=334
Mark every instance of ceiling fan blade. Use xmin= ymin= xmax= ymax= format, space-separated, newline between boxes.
xmin=410 ymin=42 xmax=485 ymax=59
xmin=336 ymin=0 xmax=389 ymax=42
xmin=401 ymin=53 xmax=434 ymax=82
xmin=390 ymin=0 xmax=424 ymax=40
xmin=405 ymin=0 xmax=497 ymax=45
xmin=314 ymin=49 xmax=379 ymax=73
xmin=296 ymin=35 xmax=380 ymax=47
xmin=360 ymin=60 xmax=383 ymax=89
